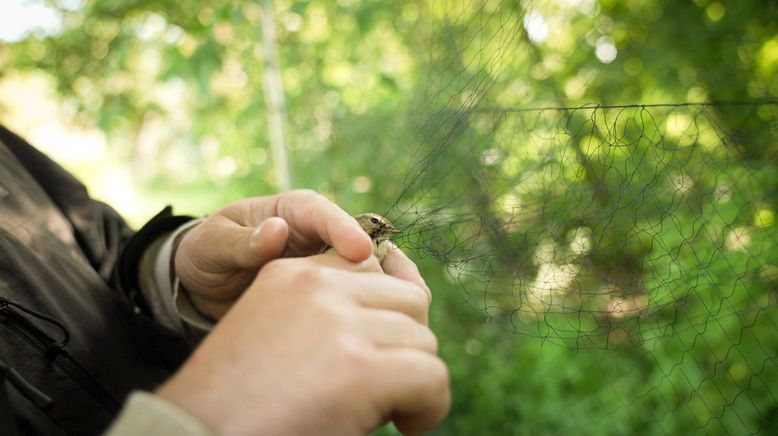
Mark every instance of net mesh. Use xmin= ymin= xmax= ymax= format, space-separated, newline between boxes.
xmin=385 ymin=1 xmax=778 ymax=433
xmin=5 ymin=0 xmax=775 ymax=433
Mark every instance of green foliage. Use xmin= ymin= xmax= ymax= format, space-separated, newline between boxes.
xmin=2 ymin=0 xmax=777 ymax=434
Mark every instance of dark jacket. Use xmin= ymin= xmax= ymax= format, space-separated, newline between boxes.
xmin=0 ymin=126 xmax=192 ymax=435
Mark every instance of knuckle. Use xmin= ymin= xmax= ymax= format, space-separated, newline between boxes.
xmin=278 ymin=189 xmax=319 ymax=212
xmin=293 ymin=266 xmax=329 ymax=288
xmin=246 ymin=197 xmax=268 ymax=223
xmin=396 ymin=257 xmax=432 ymax=303
xmin=397 ymin=315 xmax=437 ymax=353
xmin=402 ymin=283 xmax=431 ymax=314
xmin=336 ymin=335 xmax=372 ymax=370
xmin=420 ymin=325 xmax=439 ymax=354
xmin=401 ymin=354 xmax=449 ymax=398
xmin=408 ymin=353 xmax=448 ymax=386
xmin=395 ymin=351 xmax=425 ymax=379
xmin=413 ymin=284 xmax=431 ymax=307
xmin=291 ymin=188 xmax=318 ymax=197
xmin=308 ymin=290 xmax=343 ymax=318
xmin=417 ymin=282 xmax=432 ymax=304
xmin=292 ymin=189 xmax=325 ymax=205
xmin=431 ymin=356 xmax=449 ymax=386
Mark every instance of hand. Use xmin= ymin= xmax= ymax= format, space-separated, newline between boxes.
xmin=174 ymin=190 xmax=374 ymax=319
xmin=157 ymin=248 xmax=449 ymax=436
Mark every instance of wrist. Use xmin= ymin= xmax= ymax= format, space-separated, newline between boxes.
xmin=155 ymin=354 xmax=289 ymax=436
xmin=185 ymin=290 xmax=231 ymax=320
xmin=155 ymin=371 xmax=229 ymax=435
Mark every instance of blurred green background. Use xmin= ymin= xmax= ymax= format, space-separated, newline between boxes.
xmin=1 ymin=0 xmax=777 ymax=434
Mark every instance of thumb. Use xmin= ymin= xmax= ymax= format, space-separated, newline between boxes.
xmin=183 ymin=216 xmax=290 ymax=273
xmin=242 ymin=217 xmax=289 ymax=269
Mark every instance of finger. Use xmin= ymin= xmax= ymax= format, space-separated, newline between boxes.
xmin=261 ymin=255 xmax=382 ymax=288
xmin=261 ymin=256 xmax=428 ymax=322
xmin=373 ymin=350 xmax=451 ymax=435
xmin=324 ymin=214 xmax=373 ymax=262
xmin=280 ymin=191 xmax=373 ymax=262
xmin=357 ymin=309 xmax=437 ymax=354
xmin=336 ymin=272 xmax=429 ymax=324
xmin=381 ymin=243 xmax=431 ymax=304
xmin=306 ymin=252 xmax=383 ymax=273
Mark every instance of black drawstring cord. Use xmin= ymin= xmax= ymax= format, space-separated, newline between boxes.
xmin=0 ymin=357 xmax=22 ymax=436
xmin=0 ymin=297 xmax=70 ymax=359
xmin=0 ymin=296 xmax=66 ymax=412
xmin=0 ymin=297 xmax=70 ymax=348
xmin=0 ymin=359 xmax=53 ymax=411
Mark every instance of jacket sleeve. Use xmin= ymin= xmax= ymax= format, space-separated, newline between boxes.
xmin=0 ymin=125 xmax=193 ymax=316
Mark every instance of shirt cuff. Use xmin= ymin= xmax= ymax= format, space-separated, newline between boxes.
xmin=105 ymin=391 xmax=217 ymax=436
xmin=152 ymin=218 xmax=216 ymax=333
xmin=172 ymin=277 xmax=217 ymax=332
xmin=138 ymin=234 xmax=181 ymax=332
xmin=138 ymin=218 xmax=215 ymax=334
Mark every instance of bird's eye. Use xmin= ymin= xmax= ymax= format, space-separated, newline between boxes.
xmin=370 ymin=217 xmax=380 ymax=224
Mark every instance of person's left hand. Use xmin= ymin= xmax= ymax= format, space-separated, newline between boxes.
xmin=173 ymin=189 xmax=374 ymax=320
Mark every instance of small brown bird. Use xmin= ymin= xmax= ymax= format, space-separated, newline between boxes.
xmin=323 ymin=213 xmax=401 ymax=262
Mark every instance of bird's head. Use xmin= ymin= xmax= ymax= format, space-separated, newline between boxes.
xmin=354 ymin=213 xmax=401 ymax=242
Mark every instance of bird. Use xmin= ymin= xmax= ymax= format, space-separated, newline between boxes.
xmin=323 ymin=213 xmax=401 ymax=262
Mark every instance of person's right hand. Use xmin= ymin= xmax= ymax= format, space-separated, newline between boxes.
xmin=156 ymin=247 xmax=450 ymax=436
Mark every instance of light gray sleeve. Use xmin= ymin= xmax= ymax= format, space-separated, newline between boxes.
xmin=138 ymin=219 xmax=214 ymax=334
xmin=104 ymin=391 xmax=217 ymax=436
